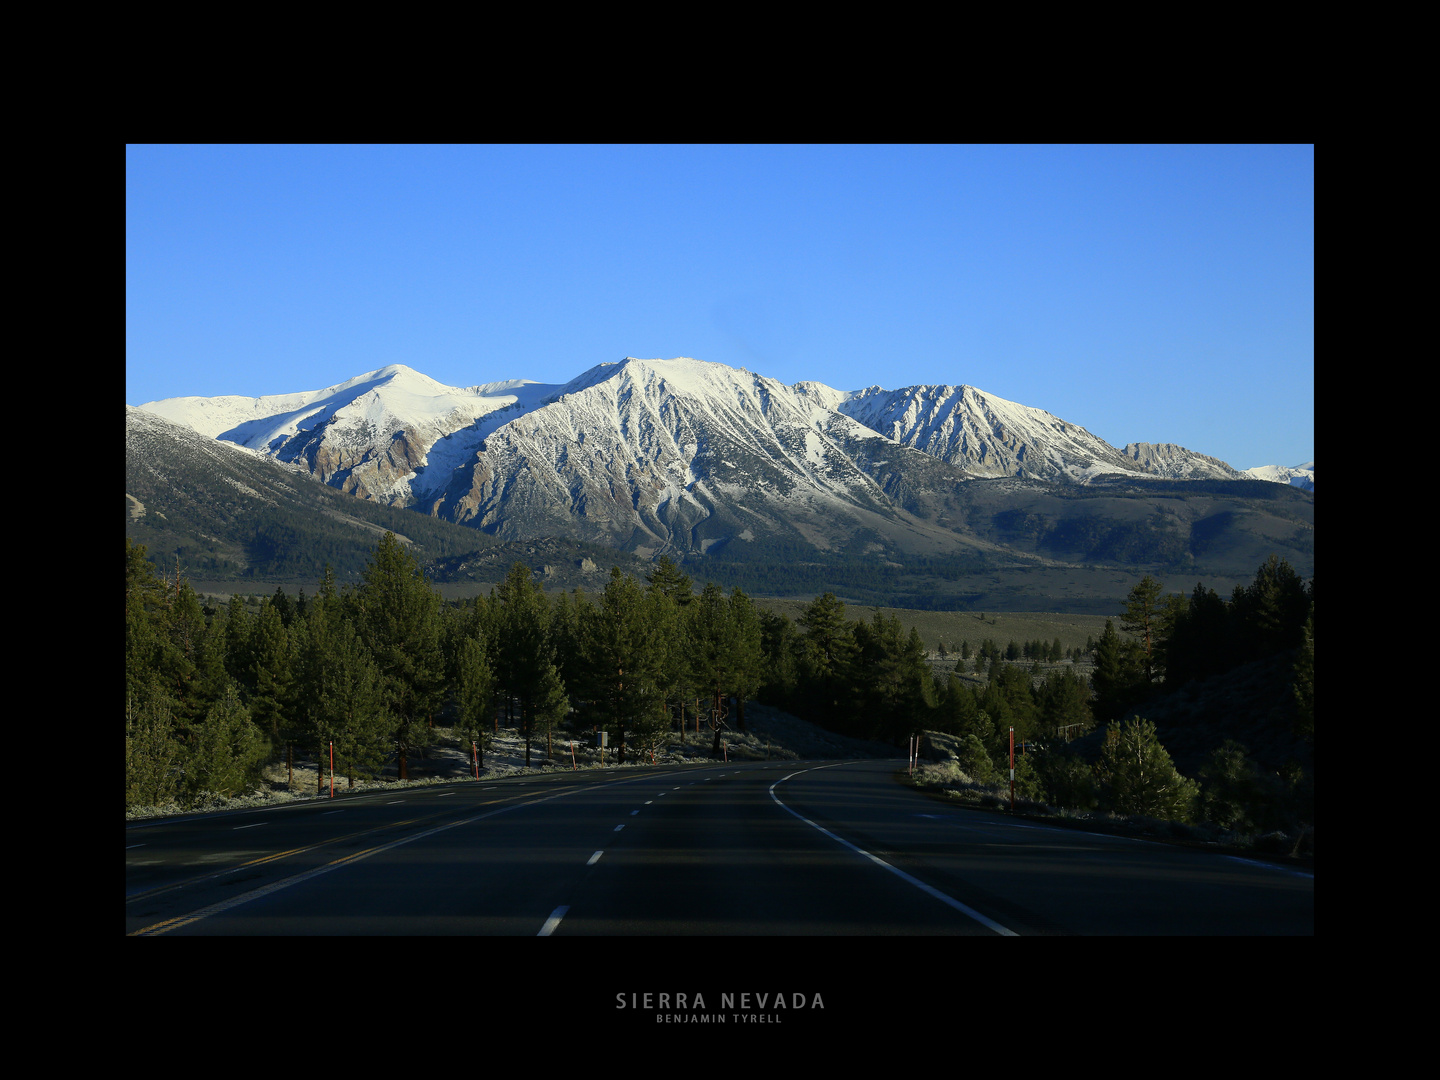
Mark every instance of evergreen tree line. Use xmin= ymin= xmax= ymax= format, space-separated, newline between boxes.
xmin=127 ymin=527 xmax=1072 ymax=810
xmin=936 ymin=637 xmax=1074 ymax=664
xmin=127 ymin=532 xmax=1313 ymax=837
xmin=1088 ymin=555 xmax=1314 ymax=732
xmin=754 ymin=594 xmax=1096 ymax=753
xmin=1027 ymin=555 xmax=1315 ymax=832
xmin=125 ymin=536 xmax=771 ymax=808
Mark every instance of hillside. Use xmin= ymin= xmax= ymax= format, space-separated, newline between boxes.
xmin=125 ymin=406 xmax=497 ymax=583
xmin=129 ymin=357 xmax=1314 ymax=612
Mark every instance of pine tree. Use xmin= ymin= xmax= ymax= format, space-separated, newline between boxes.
xmin=221 ymin=594 xmax=251 ymax=687
xmin=1232 ymin=555 xmax=1311 ymax=662
xmin=354 ymin=534 xmax=445 ymax=778
xmin=187 ymin=682 xmax=268 ymax=798
xmin=757 ymin=610 xmax=798 ymax=711
xmin=1096 ymin=717 xmax=1199 ymax=822
xmin=494 ymin=563 xmax=563 ymax=767
xmin=688 ymin=583 xmax=763 ymax=755
xmin=795 ymin=593 xmax=856 ymax=728
xmin=456 ymin=634 xmax=496 ymax=767
xmin=1091 ymin=619 xmax=1146 ymax=723
xmin=294 ymin=591 xmax=391 ymax=789
xmin=1293 ymin=609 xmax=1314 ymax=748
xmin=125 ymin=540 xmax=164 ymax=698
xmin=1038 ymin=667 xmax=1092 ymax=742
xmin=126 ymin=688 xmax=183 ymax=809
xmin=244 ymin=596 xmax=294 ymax=748
xmin=578 ymin=569 xmax=667 ymax=763
xmin=646 ymin=555 xmax=695 ymax=606
xmin=1165 ymin=582 xmax=1232 ymax=688
xmin=1121 ymin=575 xmax=1165 ymax=684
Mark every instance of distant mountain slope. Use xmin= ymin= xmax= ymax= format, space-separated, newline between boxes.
xmin=828 ymin=383 xmax=1147 ymax=482
xmin=421 ymin=357 xmax=1019 ymax=560
xmin=1121 ymin=442 xmax=1246 ymax=480
xmin=125 ymin=405 xmax=494 ymax=582
xmin=141 ymin=365 xmax=566 ymax=506
xmin=132 ymin=357 xmax=1313 ymax=606
xmin=1243 ymin=461 xmax=1314 ymax=491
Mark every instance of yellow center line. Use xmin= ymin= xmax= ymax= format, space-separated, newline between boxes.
xmin=128 ymin=770 xmax=704 ymax=936
xmin=125 ymin=786 xmax=535 ymax=905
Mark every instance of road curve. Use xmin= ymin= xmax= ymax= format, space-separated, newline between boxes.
xmin=127 ymin=758 xmax=1313 ymax=937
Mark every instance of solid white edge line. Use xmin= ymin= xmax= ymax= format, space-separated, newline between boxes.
xmin=1225 ymin=854 xmax=1314 ymax=878
xmin=538 ymin=905 xmax=569 ymax=936
xmin=769 ymin=765 xmax=1018 ymax=937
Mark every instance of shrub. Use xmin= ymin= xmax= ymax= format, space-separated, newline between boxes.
xmin=1037 ymin=749 xmax=1101 ymax=811
xmin=1011 ymin=751 xmax=1046 ymax=802
xmin=957 ymin=734 xmax=999 ymax=784
xmin=1198 ymin=739 xmax=1280 ymax=832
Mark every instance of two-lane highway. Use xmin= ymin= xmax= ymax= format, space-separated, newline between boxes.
xmin=126 ymin=759 xmax=1313 ymax=935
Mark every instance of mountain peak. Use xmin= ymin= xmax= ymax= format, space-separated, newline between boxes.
xmin=136 ymin=356 xmax=1307 ymax=558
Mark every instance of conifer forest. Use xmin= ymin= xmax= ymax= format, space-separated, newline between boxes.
xmin=126 ymin=534 xmax=1314 ymax=846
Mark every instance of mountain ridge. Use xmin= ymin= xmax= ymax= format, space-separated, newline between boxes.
xmin=133 ymin=357 xmax=1314 ymax=589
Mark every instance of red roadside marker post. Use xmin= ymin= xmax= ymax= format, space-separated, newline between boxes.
xmin=330 ymin=741 xmax=335 ymax=799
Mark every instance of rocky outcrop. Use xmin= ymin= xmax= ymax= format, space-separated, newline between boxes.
xmin=1121 ymin=442 xmax=1246 ymax=480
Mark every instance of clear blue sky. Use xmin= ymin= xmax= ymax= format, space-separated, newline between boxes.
xmin=126 ymin=144 xmax=1313 ymax=470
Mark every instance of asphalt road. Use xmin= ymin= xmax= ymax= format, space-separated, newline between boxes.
xmin=126 ymin=758 xmax=1313 ymax=936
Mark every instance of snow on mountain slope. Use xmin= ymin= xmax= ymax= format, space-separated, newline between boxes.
xmin=825 ymin=383 xmax=1145 ymax=482
xmin=427 ymin=357 xmax=979 ymax=556
xmin=137 ymin=355 xmax=1304 ymax=557
xmin=141 ymin=365 xmax=565 ymax=505
xmin=1243 ymin=461 xmax=1314 ymax=490
xmin=1121 ymin=442 xmax=1246 ymax=480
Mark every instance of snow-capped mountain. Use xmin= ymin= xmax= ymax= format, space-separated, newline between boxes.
xmin=417 ymin=357 xmax=995 ymax=558
xmin=1242 ymin=461 xmax=1314 ymax=491
xmin=137 ymin=356 xmax=1293 ymax=558
xmin=139 ymin=365 xmax=566 ymax=505
xmin=823 ymin=383 xmax=1146 ymax=483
